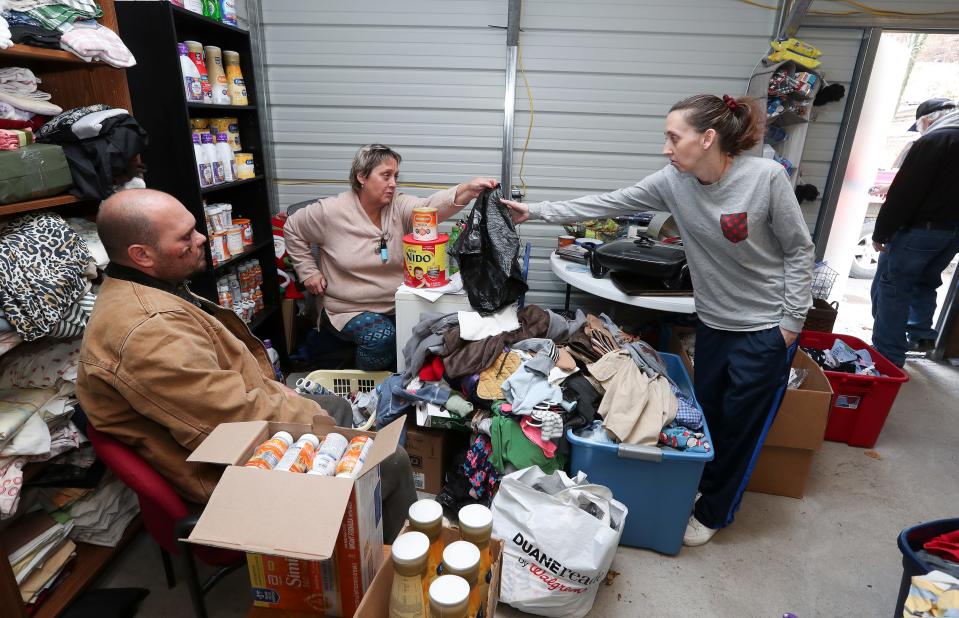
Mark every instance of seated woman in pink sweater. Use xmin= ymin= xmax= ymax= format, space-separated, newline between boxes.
xmin=284 ymin=144 xmax=497 ymax=370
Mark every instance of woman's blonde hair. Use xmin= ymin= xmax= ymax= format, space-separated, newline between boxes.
xmin=350 ymin=144 xmax=402 ymax=192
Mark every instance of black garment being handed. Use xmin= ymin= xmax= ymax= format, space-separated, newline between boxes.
xmin=449 ymin=186 xmax=528 ymax=315
xmin=873 ymin=117 xmax=959 ymax=243
xmin=37 ymin=108 xmax=148 ymax=201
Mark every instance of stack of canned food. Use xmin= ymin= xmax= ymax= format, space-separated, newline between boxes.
xmin=203 ymin=202 xmax=254 ymax=266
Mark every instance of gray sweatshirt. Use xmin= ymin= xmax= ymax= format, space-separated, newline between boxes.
xmin=529 ymin=156 xmax=814 ymax=333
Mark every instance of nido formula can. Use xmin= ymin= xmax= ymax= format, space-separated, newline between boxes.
xmin=403 ymin=233 xmax=449 ymax=289
xmin=411 ymin=206 xmax=438 ymax=242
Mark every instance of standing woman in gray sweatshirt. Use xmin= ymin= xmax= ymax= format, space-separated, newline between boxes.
xmin=502 ymin=94 xmax=815 ymax=546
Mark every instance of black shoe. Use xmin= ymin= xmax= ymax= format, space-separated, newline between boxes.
xmin=907 ymin=338 xmax=936 ymax=353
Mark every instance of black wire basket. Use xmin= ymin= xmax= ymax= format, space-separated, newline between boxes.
xmin=811 ymin=262 xmax=838 ymax=300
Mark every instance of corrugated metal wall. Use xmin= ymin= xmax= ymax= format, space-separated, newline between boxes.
xmin=807 ymin=0 xmax=959 ymax=26
xmin=503 ymin=0 xmax=778 ymax=306
xmin=259 ymin=1 xmax=959 ymax=309
xmin=260 ymin=0 xmax=505 ymax=209
xmin=260 ymin=0 xmax=787 ymax=308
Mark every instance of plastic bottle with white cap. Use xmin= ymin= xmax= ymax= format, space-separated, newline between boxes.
xmin=192 ymin=133 xmax=211 ymax=187
xmin=457 ymin=504 xmax=493 ymax=614
xmin=408 ymin=499 xmax=444 ymax=604
xmin=389 ymin=531 xmax=430 ymax=618
xmin=441 ymin=541 xmax=481 ymax=618
xmin=428 ymin=574 xmax=471 ymax=618
xmin=243 ymin=431 xmax=293 ymax=470
xmin=201 ymin=133 xmax=224 ymax=184
xmin=178 ymin=43 xmax=203 ymax=102
xmin=215 ymin=132 xmax=236 ymax=182
xmin=273 ymin=433 xmax=319 ymax=473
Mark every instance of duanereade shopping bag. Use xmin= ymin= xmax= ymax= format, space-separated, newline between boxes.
xmin=491 ymin=466 xmax=627 ymax=618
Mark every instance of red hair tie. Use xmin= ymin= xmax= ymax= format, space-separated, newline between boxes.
xmin=722 ymin=94 xmax=739 ymax=110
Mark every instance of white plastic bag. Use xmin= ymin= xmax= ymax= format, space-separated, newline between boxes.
xmin=491 ymin=466 xmax=627 ymax=618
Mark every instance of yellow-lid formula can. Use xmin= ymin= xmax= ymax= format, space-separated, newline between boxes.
xmin=411 ymin=206 xmax=438 ymax=242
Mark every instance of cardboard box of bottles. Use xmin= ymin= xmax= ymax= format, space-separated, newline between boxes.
xmin=354 ymin=523 xmax=503 ymax=617
xmin=184 ymin=416 xmax=405 ymax=615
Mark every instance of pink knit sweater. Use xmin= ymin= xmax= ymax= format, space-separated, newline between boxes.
xmin=284 ymin=187 xmax=463 ymax=330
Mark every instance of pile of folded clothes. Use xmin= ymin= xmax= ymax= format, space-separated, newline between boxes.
xmin=2 ymin=0 xmax=135 ymax=66
xmin=373 ymin=304 xmax=707 ymax=512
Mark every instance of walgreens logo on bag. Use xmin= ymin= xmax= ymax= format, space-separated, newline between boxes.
xmin=511 ymin=532 xmax=603 ymax=592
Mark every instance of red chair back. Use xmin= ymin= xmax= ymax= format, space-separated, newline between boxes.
xmin=87 ymin=425 xmax=189 ymax=555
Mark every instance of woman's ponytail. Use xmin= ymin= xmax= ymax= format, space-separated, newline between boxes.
xmin=670 ymin=94 xmax=764 ymax=156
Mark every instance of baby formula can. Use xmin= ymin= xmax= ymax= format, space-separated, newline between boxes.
xmin=225 ymin=226 xmax=244 ymax=256
xmin=234 ymin=152 xmax=255 ymax=179
xmin=308 ymin=432 xmax=350 ymax=476
xmin=403 ymin=233 xmax=448 ymax=289
xmin=244 ymin=431 xmax=293 ymax=470
xmin=335 ymin=435 xmax=374 ymax=478
xmin=274 ymin=433 xmax=320 ymax=473
xmin=411 ymin=206 xmax=438 ymax=242
xmin=210 ymin=117 xmax=241 ymax=151
xmin=233 ymin=218 xmax=253 ymax=245
xmin=209 ymin=232 xmax=228 ymax=265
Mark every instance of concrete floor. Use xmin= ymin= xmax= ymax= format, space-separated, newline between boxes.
xmin=94 ymin=275 xmax=959 ymax=617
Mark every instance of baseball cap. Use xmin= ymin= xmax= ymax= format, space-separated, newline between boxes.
xmin=909 ymin=98 xmax=956 ymax=131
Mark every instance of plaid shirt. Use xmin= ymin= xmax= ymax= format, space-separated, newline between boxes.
xmin=19 ymin=1 xmax=101 ymax=30
xmin=670 ymin=382 xmax=703 ymax=430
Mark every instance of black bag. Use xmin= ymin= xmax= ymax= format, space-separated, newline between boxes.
xmin=449 ymin=187 xmax=528 ymax=314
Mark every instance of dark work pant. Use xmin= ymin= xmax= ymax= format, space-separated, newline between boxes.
xmin=692 ymin=324 xmax=796 ymax=529
xmin=870 ymin=226 xmax=959 ymax=366
xmin=299 ymin=394 xmax=418 ymax=544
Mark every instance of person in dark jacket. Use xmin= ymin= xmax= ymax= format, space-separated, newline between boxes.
xmin=871 ymin=98 xmax=959 ymax=366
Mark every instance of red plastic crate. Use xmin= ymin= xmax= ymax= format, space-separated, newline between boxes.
xmin=799 ymin=331 xmax=909 ymax=448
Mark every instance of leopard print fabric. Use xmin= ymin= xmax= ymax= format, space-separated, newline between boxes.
xmin=0 ymin=213 xmax=92 ymax=341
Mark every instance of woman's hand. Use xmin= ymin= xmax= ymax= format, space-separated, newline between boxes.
xmin=500 ymin=199 xmax=530 ymax=224
xmin=780 ymin=327 xmax=798 ymax=348
xmin=456 ymin=178 xmax=500 ymax=204
xmin=303 ymin=273 xmax=327 ymax=296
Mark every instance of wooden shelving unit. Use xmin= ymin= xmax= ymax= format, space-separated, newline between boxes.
xmin=0 ymin=1 xmax=131 ymax=221
xmin=0 ymin=5 xmax=138 ymax=616
xmin=117 ymin=2 xmax=285 ymax=357
xmin=31 ymin=519 xmax=142 ymax=618
xmin=0 ymin=195 xmax=81 ymax=217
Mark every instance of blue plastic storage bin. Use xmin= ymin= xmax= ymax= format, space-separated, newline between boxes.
xmin=894 ymin=518 xmax=959 ymax=617
xmin=566 ymin=352 xmax=712 ymax=555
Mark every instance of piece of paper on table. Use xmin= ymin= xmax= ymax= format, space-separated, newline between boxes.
xmin=398 ymin=272 xmax=464 ymax=302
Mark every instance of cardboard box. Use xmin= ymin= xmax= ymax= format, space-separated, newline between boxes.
xmin=748 ymin=349 xmax=833 ymax=498
xmin=354 ymin=524 xmax=503 ymax=617
xmin=403 ymin=428 xmax=446 ymax=495
xmin=667 ymin=329 xmax=834 ymax=499
xmin=186 ymin=416 xmax=404 ymax=615
xmin=668 ymin=326 xmax=696 ymax=378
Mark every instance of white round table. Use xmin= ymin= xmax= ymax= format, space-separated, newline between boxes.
xmin=550 ymin=252 xmax=696 ymax=314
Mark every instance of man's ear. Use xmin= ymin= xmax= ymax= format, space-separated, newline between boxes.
xmin=128 ymin=244 xmax=155 ymax=269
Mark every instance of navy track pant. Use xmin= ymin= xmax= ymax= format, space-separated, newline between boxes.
xmin=692 ymin=323 xmax=797 ymax=529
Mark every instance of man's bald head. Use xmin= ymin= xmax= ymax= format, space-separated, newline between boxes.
xmin=97 ymin=189 xmax=207 ymax=283
xmin=97 ymin=189 xmax=179 ymax=265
